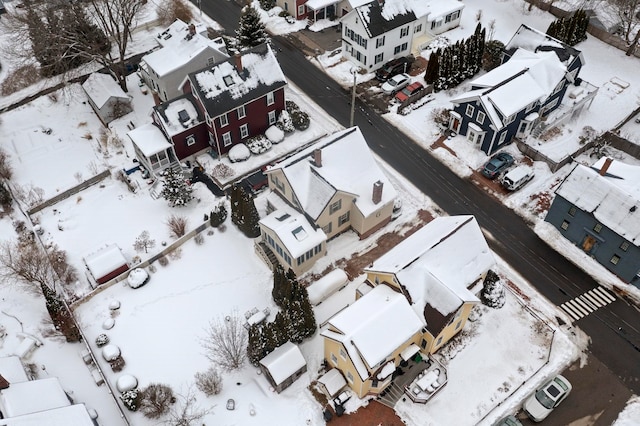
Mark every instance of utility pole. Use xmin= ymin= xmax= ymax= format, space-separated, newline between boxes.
xmin=350 ymin=67 xmax=358 ymax=128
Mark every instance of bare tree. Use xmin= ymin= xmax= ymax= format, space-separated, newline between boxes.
xmin=133 ymin=230 xmax=156 ymax=254
xmin=164 ymin=386 xmax=212 ymax=426
xmin=0 ymin=240 xmax=62 ymax=294
xmin=201 ymin=311 xmax=248 ymax=371
xmin=611 ymin=0 xmax=640 ymax=45
xmin=139 ymin=383 xmax=175 ymax=419
xmin=194 ymin=367 xmax=223 ymax=396
xmin=156 ymin=0 xmax=194 ymax=27
xmin=0 ymin=148 xmax=13 ymax=181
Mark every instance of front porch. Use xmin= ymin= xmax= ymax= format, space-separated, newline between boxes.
xmin=305 ymin=0 xmax=337 ymax=21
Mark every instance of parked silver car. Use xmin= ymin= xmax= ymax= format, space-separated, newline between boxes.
xmin=381 ymin=73 xmax=411 ymax=95
xmin=523 ymin=375 xmax=572 ymax=422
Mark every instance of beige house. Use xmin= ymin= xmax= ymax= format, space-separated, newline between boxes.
xmin=258 ymin=127 xmax=396 ymax=275
xmin=322 ymin=215 xmax=495 ymax=397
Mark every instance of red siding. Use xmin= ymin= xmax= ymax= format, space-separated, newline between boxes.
xmin=171 ymin=123 xmax=210 ymax=160
xmin=97 ymin=264 xmax=129 ymax=285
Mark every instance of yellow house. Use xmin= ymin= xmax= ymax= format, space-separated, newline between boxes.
xmin=321 ymin=285 xmax=425 ymax=398
xmin=258 ymin=127 xmax=397 ymax=275
xmin=364 ymin=215 xmax=495 ymax=355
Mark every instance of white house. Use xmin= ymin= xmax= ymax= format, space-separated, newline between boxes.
xmin=340 ymin=0 xmax=463 ymax=71
xmin=139 ymin=19 xmax=228 ymax=102
xmin=82 ymin=73 xmax=132 ymax=125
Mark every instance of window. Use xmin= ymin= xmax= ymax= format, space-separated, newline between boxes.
xmin=338 ymin=211 xmax=350 ymax=226
xmin=339 ymin=348 xmax=347 ymax=360
xmin=222 ymin=131 xmax=232 ymax=146
xmin=431 ymin=19 xmax=442 ymax=30
xmin=297 ymin=255 xmax=304 ymax=266
xmin=268 ymin=110 xmax=277 ymax=125
xmin=561 ymin=220 xmax=570 ymax=231
xmin=503 ymin=114 xmax=515 ymax=125
xmin=394 ymin=45 xmax=402 ymax=55
xmin=611 ymin=255 xmax=620 ymax=265
xmin=420 ymin=339 xmax=427 ymax=349
xmin=455 ymin=321 xmax=462 ymax=330
xmin=568 ymin=206 xmax=577 ymax=216
xmin=414 ymin=24 xmax=422 ymax=33
xmin=477 ymin=111 xmax=486 ymax=124
xmin=323 ymin=222 xmax=332 ymax=234
xmin=465 ymin=105 xmax=474 ymax=117
xmin=207 ymin=57 xmax=215 ymax=67
xmin=400 ymin=26 xmax=409 ymax=37
xmin=374 ymin=53 xmax=384 ymax=64
xmin=376 ymin=36 xmax=385 ymax=48
xmin=186 ymin=135 xmax=196 ymax=146
xmin=205 ymin=114 xmax=211 ymax=125
xmin=436 ymin=336 xmax=443 ymax=347
xmin=297 ymin=4 xmax=305 ymax=15
xmin=220 ymin=113 xmax=228 ymax=127
xmin=330 ymin=199 xmax=342 ymax=214
xmin=346 ymin=371 xmax=354 ymax=383
xmin=330 ymin=353 xmax=338 ymax=366
xmin=593 ymin=223 xmax=602 ymax=233
xmin=400 ymin=42 xmax=408 ymax=51
xmin=240 ymin=123 xmax=249 ymax=139
xmin=237 ymin=105 xmax=246 ymax=119
xmin=314 ymin=244 xmax=322 ymax=255
xmin=267 ymin=91 xmax=274 ymax=106
xmin=498 ymin=132 xmax=507 ymax=145
xmin=620 ymin=241 xmax=630 ymax=252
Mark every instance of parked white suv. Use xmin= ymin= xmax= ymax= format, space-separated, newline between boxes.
xmin=523 ymin=375 xmax=572 ymax=422
xmin=500 ymin=165 xmax=534 ymax=191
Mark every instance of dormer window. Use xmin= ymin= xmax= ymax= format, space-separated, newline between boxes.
xmin=223 ymin=75 xmax=234 ymax=87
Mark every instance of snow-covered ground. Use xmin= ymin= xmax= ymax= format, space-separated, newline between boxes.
xmin=0 ymin=0 xmax=638 ymax=424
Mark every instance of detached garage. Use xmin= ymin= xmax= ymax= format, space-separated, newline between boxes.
xmin=84 ymin=244 xmax=129 ymax=286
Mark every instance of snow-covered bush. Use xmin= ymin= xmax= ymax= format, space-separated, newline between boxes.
xmin=139 ymin=383 xmax=175 ymax=419
xmin=127 ymin=268 xmax=150 ymax=289
xmin=210 ymin=201 xmax=228 ymax=228
xmin=95 ymin=333 xmax=110 ymax=347
xmin=194 ymin=233 xmax=205 ymax=245
xmin=276 ymin=110 xmax=294 ymax=133
xmin=211 ymin=163 xmax=235 ymax=178
xmin=480 ymin=270 xmax=505 ymax=309
xmin=158 ymin=256 xmax=169 ymax=267
xmin=229 ymin=144 xmax=251 ymax=162
xmin=120 ymin=389 xmax=140 ymax=411
xmin=266 ymin=125 xmax=284 ymax=143
xmin=290 ymin=109 xmax=310 ymax=130
xmin=102 ymin=344 xmax=121 ymax=361
xmin=246 ymin=135 xmax=272 ymax=155
xmin=195 ymin=367 xmax=223 ymax=396
xmin=116 ymin=374 xmax=138 ymax=393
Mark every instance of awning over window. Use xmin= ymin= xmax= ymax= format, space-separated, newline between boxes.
xmin=400 ymin=343 xmax=420 ymax=361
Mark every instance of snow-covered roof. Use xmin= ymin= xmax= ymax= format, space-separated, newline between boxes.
xmin=424 ymin=0 xmax=463 ymax=19
xmin=322 ymin=285 xmax=424 ymax=380
xmin=556 ymin=159 xmax=640 ymax=245
xmin=128 ymin=123 xmax=173 ymax=156
xmin=0 ymin=404 xmax=94 ymax=425
xmin=0 ymin=356 xmax=28 ymax=384
xmin=367 ymin=216 xmax=494 ymax=317
xmin=188 ymin=43 xmax=286 ymax=118
xmin=142 ymin=20 xmax=228 ymax=77
xmin=452 ymin=48 xmax=566 ymax=128
xmin=307 ymin=269 xmax=349 ymax=305
xmin=0 ymin=377 xmax=70 ymax=417
xmin=153 ymin=93 xmax=203 ymax=137
xmin=269 ymin=127 xmax=397 ymax=220
xmin=83 ymin=244 xmax=127 ymax=281
xmin=260 ymin=194 xmax=327 ymax=258
xmin=259 ymin=341 xmax=306 ymax=386
xmin=354 ymin=1 xmax=417 ymax=38
xmin=317 ymin=368 xmax=347 ymax=397
xmin=505 ymin=24 xmax=581 ymax=65
xmin=306 ymin=0 xmax=336 ymax=10
xmin=82 ymin=73 xmax=129 ymax=109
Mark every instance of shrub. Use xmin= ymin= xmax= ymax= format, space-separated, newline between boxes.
xmin=276 ymin=110 xmax=295 ymax=133
xmin=210 ymin=202 xmax=228 ymax=227
xmin=158 ymin=256 xmax=169 ymax=267
xmin=285 ymin=100 xmax=301 ymax=113
xmin=480 ymin=270 xmax=506 ymax=309
xmin=246 ymin=135 xmax=272 ymax=154
xmin=95 ymin=333 xmax=110 ymax=347
xmin=290 ymin=109 xmax=310 ymax=130
xmin=194 ymin=233 xmax=205 ymax=245
xmin=0 ymin=184 xmax=12 ymax=208
xmin=156 ymin=0 xmax=194 ymax=26
xmin=259 ymin=0 xmax=275 ymax=10
xmin=195 ymin=367 xmax=223 ymax=396
xmin=139 ymin=383 xmax=175 ymax=419
xmin=430 ymin=108 xmax=451 ymax=130
xmin=120 ymin=389 xmax=141 ymax=411
xmin=1 ymin=65 xmax=40 ymax=96
xmin=211 ymin=163 xmax=235 ymax=178
xmin=166 ymin=215 xmax=188 ymax=238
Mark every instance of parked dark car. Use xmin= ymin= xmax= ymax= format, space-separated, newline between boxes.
xmin=376 ymin=57 xmax=410 ymax=82
xmin=481 ymin=152 xmax=514 ymax=179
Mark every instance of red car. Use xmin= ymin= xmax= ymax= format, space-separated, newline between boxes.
xmin=394 ymin=82 xmax=424 ymax=102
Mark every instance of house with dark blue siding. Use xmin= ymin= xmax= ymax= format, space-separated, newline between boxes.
xmin=449 ymin=24 xmax=593 ymax=155
xmin=545 ymin=157 xmax=640 ymax=287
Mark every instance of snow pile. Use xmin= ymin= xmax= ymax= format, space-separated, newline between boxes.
xmin=229 ymin=144 xmax=251 ymax=162
xmin=127 ymin=268 xmax=150 ymax=289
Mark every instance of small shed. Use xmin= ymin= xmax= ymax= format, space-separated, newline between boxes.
xmin=259 ymin=341 xmax=307 ymax=393
xmin=307 ymin=269 xmax=349 ymax=306
xmin=84 ymin=244 xmax=129 ymax=285
xmin=317 ymin=368 xmax=347 ymax=399
xmin=82 ymin=73 xmax=132 ymax=125
xmin=0 ymin=377 xmax=70 ymax=418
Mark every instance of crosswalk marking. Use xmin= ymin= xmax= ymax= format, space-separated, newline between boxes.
xmin=560 ymin=286 xmax=616 ymax=321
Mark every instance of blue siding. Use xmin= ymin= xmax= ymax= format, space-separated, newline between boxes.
xmin=546 ymin=196 xmax=640 ymax=285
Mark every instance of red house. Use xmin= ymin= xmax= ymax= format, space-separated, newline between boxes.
xmin=181 ymin=43 xmax=287 ymax=156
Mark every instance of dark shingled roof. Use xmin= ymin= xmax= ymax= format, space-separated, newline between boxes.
xmin=357 ymin=1 xmax=417 ymax=39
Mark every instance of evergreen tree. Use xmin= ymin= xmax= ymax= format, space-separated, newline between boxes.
xmin=247 ymin=324 xmax=264 ymax=364
xmin=0 ymin=183 xmax=11 ymax=207
xmin=41 ymin=283 xmax=81 ymax=342
xmin=240 ymin=186 xmax=261 ymax=238
xmin=230 ymin=183 xmax=243 ymax=228
xmin=298 ymin=288 xmax=317 ymax=339
xmin=272 ymin=264 xmax=287 ymax=306
xmin=235 ymin=6 xmax=269 ymax=50
xmin=210 ymin=201 xmax=228 ymax=227
xmin=424 ymin=50 xmax=439 ymax=85
xmin=160 ymin=168 xmax=193 ymax=207
xmin=482 ymin=39 xmax=505 ymax=71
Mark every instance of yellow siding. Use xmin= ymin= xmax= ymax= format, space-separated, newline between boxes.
xmin=315 ymin=192 xmax=354 ymax=239
xmin=259 ymin=226 xmax=325 ymax=276
xmin=426 ymin=302 xmax=476 ymax=354
xmin=267 ymin=169 xmax=297 ymax=207
xmin=364 ymin=271 xmax=400 ymax=292
xmin=352 ymin=200 xmax=394 ymax=236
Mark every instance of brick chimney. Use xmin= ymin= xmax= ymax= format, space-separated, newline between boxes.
xmin=234 ymin=52 xmax=243 ymax=73
xmin=151 ymin=90 xmax=161 ymax=107
xmin=599 ymin=157 xmax=613 ymax=176
xmin=0 ymin=374 xmax=9 ymax=390
xmin=372 ymin=180 xmax=383 ymax=204
xmin=188 ymin=23 xmax=196 ymax=36
xmin=313 ymin=148 xmax=322 ymax=167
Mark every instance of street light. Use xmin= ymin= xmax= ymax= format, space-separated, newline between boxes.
xmin=198 ymin=0 xmax=202 ymax=16
xmin=350 ymin=67 xmax=359 ymax=128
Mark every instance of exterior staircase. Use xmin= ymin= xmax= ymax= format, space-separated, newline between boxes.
xmin=377 ymin=381 xmax=405 ymax=409
xmin=255 ymin=241 xmax=278 ymax=271
xmin=531 ymin=122 xmax=548 ymax=138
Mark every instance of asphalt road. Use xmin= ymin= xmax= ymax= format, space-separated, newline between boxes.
xmin=200 ymin=0 xmax=640 ymax=421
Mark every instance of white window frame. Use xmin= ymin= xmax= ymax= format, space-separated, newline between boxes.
xmin=400 ymin=26 xmax=409 ymax=37
xmin=222 ymin=132 xmax=232 ymax=146
xmin=339 ymin=348 xmax=347 ymax=360
xmin=268 ymin=110 xmax=277 ymax=125
xmin=297 ymin=4 xmax=305 ymax=16
xmin=414 ymin=24 xmax=422 ymax=33
xmin=376 ymin=36 xmax=385 ymax=48
xmin=346 ymin=371 xmax=354 ymax=383
xmin=220 ymin=113 xmax=228 ymax=127
xmin=477 ymin=111 xmax=486 ymax=125
xmin=186 ymin=135 xmax=196 ymax=146
xmin=240 ymin=123 xmax=249 ymax=139
xmin=330 ymin=353 xmax=338 ymax=365
xmin=465 ymin=105 xmax=474 ymax=117
xmin=237 ymin=105 xmax=246 ymax=119
xmin=266 ymin=91 xmax=275 ymax=106
xmin=374 ymin=53 xmax=384 ymax=64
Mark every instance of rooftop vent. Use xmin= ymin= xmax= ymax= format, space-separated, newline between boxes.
xmin=178 ymin=109 xmax=190 ymax=124
xmin=276 ymin=213 xmax=291 ymax=221
xmin=631 ymin=206 xmax=637 ymax=213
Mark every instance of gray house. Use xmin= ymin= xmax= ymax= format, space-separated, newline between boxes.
xmin=82 ymin=73 xmax=132 ymax=125
xmin=545 ymin=157 xmax=640 ymax=287
xmin=259 ymin=341 xmax=307 ymax=393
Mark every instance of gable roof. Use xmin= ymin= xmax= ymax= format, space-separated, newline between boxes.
xmin=505 ymin=24 xmax=582 ymax=67
xmin=187 ymin=43 xmax=286 ymax=118
xmin=259 ymin=341 xmax=306 ymax=386
xmin=451 ymin=48 xmax=566 ymax=128
xmin=0 ymin=377 xmax=70 ymax=417
xmin=128 ymin=123 xmax=173 ymax=156
xmin=366 ymin=216 xmax=494 ymax=330
xmin=143 ymin=19 xmax=228 ymax=77
xmin=0 ymin=356 xmax=29 ymax=384
xmin=267 ymin=127 xmax=397 ymax=220
xmin=321 ymin=285 xmax=424 ymax=380
xmin=353 ymin=1 xmax=417 ymax=38
xmin=83 ymin=244 xmax=127 ymax=282
xmin=0 ymin=404 xmax=94 ymax=425
xmin=82 ymin=73 xmax=129 ymax=109
xmin=153 ymin=93 xmax=204 ymax=137
xmin=556 ymin=159 xmax=640 ymax=245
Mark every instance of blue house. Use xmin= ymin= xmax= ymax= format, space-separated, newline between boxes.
xmin=449 ymin=24 xmax=590 ymax=155
xmin=545 ymin=157 xmax=640 ymax=287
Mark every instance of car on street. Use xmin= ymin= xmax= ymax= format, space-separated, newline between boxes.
xmin=394 ymin=81 xmax=425 ymax=102
xmin=523 ymin=375 xmax=572 ymax=422
xmin=381 ymin=73 xmax=411 ymax=95
xmin=481 ymin=152 xmax=514 ymax=179
xmin=375 ymin=57 xmax=410 ymax=81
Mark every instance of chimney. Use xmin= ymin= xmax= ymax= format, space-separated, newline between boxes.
xmin=372 ymin=180 xmax=383 ymax=204
xmin=188 ymin=23 xmax=196 ymax=36
xmin=599 ymin=157 xmax=613 ymax=176
xmin=234 ymin=52 xmax=243 ymax=73
xmin=313 ymin=148 xmax=322 ymax=167
xmin=151 ymin=90 xmax=161 ymax=107
xmin=0 ymin=374 xmax=9 ymax=390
